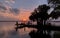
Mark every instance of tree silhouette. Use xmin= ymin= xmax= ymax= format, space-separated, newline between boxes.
xmin=14 ymin=0 xmax=60 ymax=38
xmin=48 ymin=0 xmax=60 ymax=8
xmin=48 ymin=0 xmax=60 ymax=4
xmin=29 ymin=4 xmax=50 ymax=25
xmin=15 ymin=4 xmax=60 ymax=38
xmin=29 ymin=4 xmax=60 ymax=38
xmin=50 ymin=5 xmax=60 ymax=19
xmin=29 ymin=4 xmax=51 ymax=38
xmin=29 ymin=9 xmax=38 ymax=21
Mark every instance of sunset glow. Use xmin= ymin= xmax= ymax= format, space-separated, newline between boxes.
xmin=0 ymin=0 xmax=51 ymax=38
xmin=22 ymin=18 xmax=27 ymax=21
xmin=0 ymin=0 xmax=47 ymax=21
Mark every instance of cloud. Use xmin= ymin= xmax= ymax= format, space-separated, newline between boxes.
xmin=0 ymin=2 xmax=20 ymax=15
xmin=0 ymin=2 xmax=3 ymax=5
xmin=0 ymin=6 xmax=7 ymax=12
xmin=9 ymin=8 xmax=20 ymax=15
xmin=0 ymin=3 xmax=20 ymax=21
xmin=0 ymin=9 xmax=20 ymax=21
xmin=0 ymin=2 xmax=31 ymax=21
xmin=0 ymin=12 xmax=19 ymax=21
xmin=10 ymin=0 xmax=15 ymax=3
xmin=4 ymin=0 xmax=15 ymax=6
xmin=5 ymin=0 xmax=15 ymax=4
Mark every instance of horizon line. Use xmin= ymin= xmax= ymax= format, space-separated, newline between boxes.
xmin=0 ymin=21 xmax=60 ymax=22
xmin=0 ymin=20 xmax=27 ymax=22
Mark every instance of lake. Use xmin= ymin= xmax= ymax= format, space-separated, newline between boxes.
xmin=0 ymin=22 xmax=60 ymax=38
xmin=0 ymin=22 xmax=36 ymax=38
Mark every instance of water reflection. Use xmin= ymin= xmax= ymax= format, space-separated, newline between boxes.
xmin=0 ymin=22 xmax=31 ymax=38
xmin=0 ymin=22 xmax=60 ymax=38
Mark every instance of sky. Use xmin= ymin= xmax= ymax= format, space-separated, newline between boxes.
xmin=0 ymin=0 xmax=48 ymax=21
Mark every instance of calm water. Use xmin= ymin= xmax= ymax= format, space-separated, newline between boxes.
xmin=0 ymin=22 xmax=60 ymax=38
xmin=0 ymin=22 xmax=36 ymax=38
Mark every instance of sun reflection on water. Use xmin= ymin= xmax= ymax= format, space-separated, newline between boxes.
xmin=0 ymin=22 xmax=32 ymax=38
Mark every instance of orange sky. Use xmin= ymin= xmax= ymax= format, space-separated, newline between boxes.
xmin=19 ymin=9 xmax=31 ymax=21
xmin=0 ymin=8 xmax=32 ymax=21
